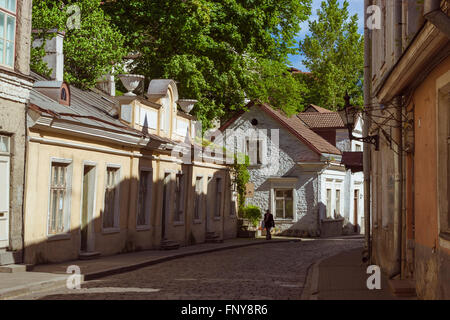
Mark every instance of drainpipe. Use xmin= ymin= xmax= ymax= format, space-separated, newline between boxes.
xmin=363 ymin=0 xmax=372 ymax=264
xmin=424 ymin=0 xmax=450 ymax=39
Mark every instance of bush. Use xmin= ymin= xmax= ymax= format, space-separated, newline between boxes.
xmin=242 ymin=205 xmax=262 ymax=228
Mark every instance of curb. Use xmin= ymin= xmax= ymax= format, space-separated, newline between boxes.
xmin=300 ymin=257 xmax=326 ymax=300
xmin=0 ymin=276 xmax=69 ymax=300
xmin=83 ymin=238 xmax=300 ymax=281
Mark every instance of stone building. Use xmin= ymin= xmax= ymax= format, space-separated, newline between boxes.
xmin=220 ymin=101 xmax=364 ymax=237
xmin=21 ymin=33 xmax=236 ymax=265
xmin=0 ymin=0 xmax=33 ymax=265
xmin=364 ymin=0 xmax=449 ymax=299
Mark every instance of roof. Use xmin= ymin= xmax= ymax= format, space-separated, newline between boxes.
xmin=29 ymin=72 xmax=174 ymax=145
xmin=220 ymin=101 xmax=341 ymax=156
xmin=304 ymin=104 xmax=333 ymax=113
xmin=297 ymin=112 xmax=345 ymax=129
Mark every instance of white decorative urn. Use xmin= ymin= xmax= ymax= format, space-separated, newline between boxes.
xmin=118 ymin=74 xmax=145 ymax=96
xmin=177 ymin=99 xmax=198 ymax=113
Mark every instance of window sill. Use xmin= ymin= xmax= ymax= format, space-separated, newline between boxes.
xmin=193 ymin=219 xmax=202 ymax=225
xmin=102 ymin=228 xmax=120 ymax=234
xmin=136 ymin=225 xmax=151 ymax=231
xmin=47 ymin=233 xmax=71 ymax=241
xmin=274 ymin=219 xmax=294 ymax=223
xmin=173 ymin=221 xmax=185 ymax=227
xmin=213 ymin=217 xmax=221 ymax=221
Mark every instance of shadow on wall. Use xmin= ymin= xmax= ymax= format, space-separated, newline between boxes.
xmin=22 ymin=159 xmax=231 ymax=266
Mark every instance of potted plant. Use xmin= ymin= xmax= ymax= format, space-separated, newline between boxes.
xmin=238 ymin=205 xmax=261 ymax=238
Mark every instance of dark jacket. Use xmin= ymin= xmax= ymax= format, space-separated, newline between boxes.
xmin=264 ymin=213 xmax=275 ymax=228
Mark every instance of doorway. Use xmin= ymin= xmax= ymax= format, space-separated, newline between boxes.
xmin=354 ymin=189 xmax=360 ymax=233
xmin=80 ymin=165 xmax=96 ymax=253
xmin=0 ymin=135 xmax=10 ymax=249
xmin=161 ymin=173 xmax=171 ymax=240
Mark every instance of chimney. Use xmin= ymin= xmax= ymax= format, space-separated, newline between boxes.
xmin=96 ymin=74 xmax=116 ymax=96
xmin=32 ymin=30 xmax=65 ymax=82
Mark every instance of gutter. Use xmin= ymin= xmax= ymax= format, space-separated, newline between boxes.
xmin=363 ymin=0 xmax=372 ymax=264
xmin=424 ymin=0 xmax=450 ymax=39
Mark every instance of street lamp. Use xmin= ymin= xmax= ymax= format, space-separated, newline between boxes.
xmin=338 ymin=93 xmax=379 ymax=151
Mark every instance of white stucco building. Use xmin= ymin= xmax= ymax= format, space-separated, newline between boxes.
xmin=221 ymin=101 xmax=364 ymax=237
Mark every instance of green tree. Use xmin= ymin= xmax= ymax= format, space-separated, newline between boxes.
xmin=103 ymin=0 xmax=312 ymax=126
xmin=31 ymin=0 xmax=128 ymax=88
xmin=299 ymin=0 xmax=364 ymax=110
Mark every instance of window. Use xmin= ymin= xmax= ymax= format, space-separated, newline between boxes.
xmin=48 ymin=161 xmax=72 ymax=235
xmin=103 ymin=166 xmax=120 ymax=229
xmin=355 ymin=144 xmax=362 ymax=152
xmin=0 ymin=0 xmax=16 ymax=68
xmin=0 ymin=135 xmax=9 ymax=153
xmin=174 ymin=173 xmax=185 ymax=222
xmin=137 ymin=169 xmax=152 ymax=228
xmin=326 ymin=189 xmax=332 ymax=218
xmin=275 ymin=189 xmax=293 ymax=219
xmin=246 ymin=138 xmax=263 ymax=166
xmin=194 ymin=176 xmax=203 ymax=221
xmin=335 ymin=189 xmax=341 ymax=218
xmin=215 ymin=177 xmax=222 ymax=217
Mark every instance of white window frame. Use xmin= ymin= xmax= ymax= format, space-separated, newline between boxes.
xmin=136 ymin=167 xmax=153 ymax=230
xmin=46 ymin=158 xmax=73 ymax=239
xmin=0 ymin=0 xmax=16 ymax=68
xmin=274 ymin=189 xmax=294 ymax=220
xmin=102 ymin=164 xmax=121 ymax=233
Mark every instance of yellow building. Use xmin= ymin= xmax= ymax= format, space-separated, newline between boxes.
xmin=23 ymin=57 xmax=236 ymax=265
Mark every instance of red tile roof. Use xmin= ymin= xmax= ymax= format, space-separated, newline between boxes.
xmin=220 ymin=101 xmax=341 ymax=156
xmin=258 ymin=104 xmax=341 ymax=156
xmin=304 ymin=104 xmax=333 ymax=113
xmin=297 ymin=112 xmax=345 ymax=129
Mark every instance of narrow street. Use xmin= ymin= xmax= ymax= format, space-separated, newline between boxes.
xmin=21 ymin=238 xmax=363 ymax=300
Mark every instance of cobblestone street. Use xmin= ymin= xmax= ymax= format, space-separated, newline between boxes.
xmin=22 ymin=238 xmax=363 ymax=300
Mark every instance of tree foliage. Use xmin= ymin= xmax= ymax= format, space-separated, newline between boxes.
xmin=31 ymin=0 xmax=128 ymax=88
xmin=299 ymin=0 xmax=364 ymax=110
xmin=103 ymin=0 xmax=312 ymax=126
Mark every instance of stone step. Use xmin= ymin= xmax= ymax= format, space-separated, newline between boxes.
xmin=78 ymin=251 xmax=101 ymax=260
xmin=160 ymin=240 xmax=180 ymax=250
xmin=0 ymin=251 xmax=21 ymax=266
xmin=388 ymin=279 xmax=417 ymax=297
xmin=0 ymin=264 xmax=27 ymax=273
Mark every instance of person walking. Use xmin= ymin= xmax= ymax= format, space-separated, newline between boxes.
xmin=263 ymin=209 xmax=275 ymax=240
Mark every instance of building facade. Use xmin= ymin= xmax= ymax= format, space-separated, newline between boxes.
xmin=22 ymin=34 xmax=236 ymax=265
xmin=221 ymin=101 xmax=364 ymax=237
xmin=365 ymin=0 xmax=450 ymax=299
xmin=0 ymin=0 xmax=33 ymax=265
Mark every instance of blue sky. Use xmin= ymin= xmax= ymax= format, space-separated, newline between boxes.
xmin=287 ymin=0 xmax=365 ymax=71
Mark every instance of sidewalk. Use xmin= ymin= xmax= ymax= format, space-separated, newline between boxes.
xmin=1 ymin=237 xmax=297 ymax=299
xmin=302 ymin=248 xmax=413 ymax=300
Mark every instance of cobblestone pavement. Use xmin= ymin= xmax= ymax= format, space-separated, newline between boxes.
xmin=22 ymin=238 xmax=363 ymax=300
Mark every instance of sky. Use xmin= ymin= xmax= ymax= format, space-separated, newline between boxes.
xmin=287 ymin=0 xmax=365 ymax=71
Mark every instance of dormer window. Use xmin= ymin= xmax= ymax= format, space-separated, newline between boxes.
xmin=0 ymin=0 xmax=16 ymax=68
xmin=33 ymin=81 xmax=71 ymax=106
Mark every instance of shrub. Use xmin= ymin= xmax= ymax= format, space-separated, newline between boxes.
xmin=243 ymin=205 xmax=262 ymax=228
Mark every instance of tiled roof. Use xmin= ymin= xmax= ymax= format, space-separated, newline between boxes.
xmin=297 ymin=112 xmax=345 ymax=129
xmin=257 ymin=103 xmax=341 ymax=156
xmin=304 ymin=104 xmax=333 ymax=113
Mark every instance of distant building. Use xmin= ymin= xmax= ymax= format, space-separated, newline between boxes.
xmin=365 ymin=0 xmax=450 ymax=299
xmin=0 ymin=0 xmax=33 ymax=266
xmin=221 ymin=101 xmax=364 ymax=237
